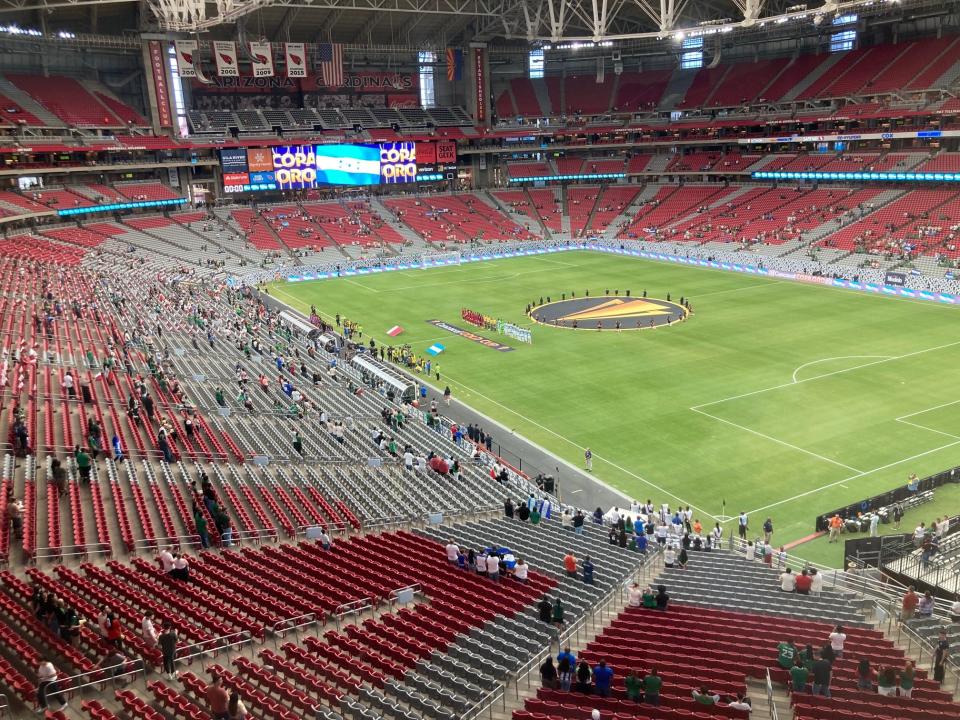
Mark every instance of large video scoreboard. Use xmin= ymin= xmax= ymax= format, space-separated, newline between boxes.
xmin=219 ymin=141 xmax=456 ymax=193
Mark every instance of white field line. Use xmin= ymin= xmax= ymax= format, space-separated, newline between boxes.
xmin=435 ymin=370 xmax=720 ymax=520
xmin=690 ymin=407 xmax=863 ymax=473
xmin=693 ymin=338 xmax=960 ymax=410
xmin=740 ymin=439 xmax=960 ymax=518
xmin=790 ymin=355 xmax=892 ymax=384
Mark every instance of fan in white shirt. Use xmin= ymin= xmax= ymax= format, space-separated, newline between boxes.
xmin=513 ymin=560 xmax=529 ymax=582
xmin=445 ymin=541 xmax=460 ymax=563
xmin=142 ymin=612 xmax=159 ymax=647
xmin=159 ymin=549 xmax=174 ymax=573
xmin=485 ymin=554 xmax=500 ymax=577
xmin=628 ymin=584 xmax=643 ymax=607
xmin=829 ymin=626 xmax=846 ymax=656
xmin=779 ymin=568 xmax=796 ymax=592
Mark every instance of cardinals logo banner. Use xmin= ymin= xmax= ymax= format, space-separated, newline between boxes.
xmin=249 ymin=41 xmax=274 ymax=77
xmin=213 ymin=41 xmax=239 ymax=77
xmin=285 ymin=43 xmax=306 ymax=78
xmin=174 ymin=39 xmax=197 ymax=78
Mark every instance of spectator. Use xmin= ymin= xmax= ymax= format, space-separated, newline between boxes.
xmin=582 ymin=556 xmax=594 ymax=585
xmin=106 ymin=612 xmax=124 ymax=649
xmin=592 ymin=660 xmax=613 ymax=697
xmin=779 ymin=567 xmax=796 ymax=592
xmin=628 ymin=583 xmax=642 ymax=607
xmin=154 ymin=623 xmax=177 ymax=679
xmin=539 ymin=656 xmax=557 ymax=689
xmin=809 ymin=568 xmax=823 ymax=596
xmin=692 ymin=687 xmax=720 ymax=705
xmin=918 ymin=591 xmax=935 ymax=617
xmin=933 ymin=629 xmax=949 ymax=684
xmin=877 ymin=665 xmax=897 ymax=696
xmin=642 ymin=586 xmax=657 ymax=608
xmin=37 ymin=659 xmax=66 ymax=712
xmin=664 ymin=545 xmax=676 ymax=567
xmin=318 ymin=530 xmax=332 ymax=550
xmin=856 ymin=658 xmax=872 ymax=690
xmin=485 ymin=551 xmax=500 ymax=581
xmin=624 ymin=669 xmax=642 ymax=703
xmin=159 ymin=548 xmax=175 ymax=574
xmin=513 ymin=557 xmax=529 ymax=583
xmin=445 ymin=539 xmax=460 ymax=564
xmin=776 ymin=639 xmax=798 ymax=669
xmin=171 ymin=553 xmax=189 ymax=582
xmin=206 ymin=674 xmax=230 ymax=720
xmin=142 ymin=610 xmax=158 ymax=648
xmin=790 ymin=658 xmax=809 ymax=694
xmin=228 ymin=689 xmax=248 ymax=719
xmin=899 ymin=660 xmax=915 ymax=698
xmin=504 ymin=498 xmax=514 ymax=518
xmin=94 ymin=650 xmax=127 ymax=691
xmin=5 ymin=495 xmax=23 ymax=540
xmin=763 ymin=517 xmax=773 ymax=543
xmin=563 ymin=552 xmax=577 ymax=577
xmin=951 ymin=594 xmax=960 ymax=623
xmin=655 ymin=584 xmax=669 ymax=610
xmin=828 ymin=625 xmax=846 ymax=658
xmin=538 ymin=597 xmax=553 ymax=624
xmin=75 ymin=446 xmax=92 ymax=483
xmin=901 ymin=586 xmax=920 ymax=622
xmin=557 ymin=652 xmax=574 ymax=691
xmin=727 ymin=694 xmax=752 ymax=712
xmin=573 ymin=510 xmax=585 ymax=534
xmin=677 ymin=546 xmax=689 ymax=569
xmin=643 ymin=668 xmax=662 ymax=705
xmin=811 ymin=652 xmax=833 ymax=697
xmin=576 ymin=659 xmax=592 ymax=693
xmin=552 ymin=598 xmax=565 ymax=628
xmin=794 ymin=569 xmax=812 ymax=594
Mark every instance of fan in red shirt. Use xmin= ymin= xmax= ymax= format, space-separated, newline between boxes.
xmin=794 ymin=569 xmax=813 ymax=594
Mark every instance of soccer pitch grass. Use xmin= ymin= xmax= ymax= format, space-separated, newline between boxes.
xmin=268 ymin=251 xmax=960 ymax=562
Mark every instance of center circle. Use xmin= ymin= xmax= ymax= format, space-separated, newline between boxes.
xmin=528 ymin=296 xmax=689 ymax=330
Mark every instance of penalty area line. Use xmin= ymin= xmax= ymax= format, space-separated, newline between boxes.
xmin=738 ymin=439 xmax=960 ymax=519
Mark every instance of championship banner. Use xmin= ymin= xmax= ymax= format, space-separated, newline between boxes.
xmin=148 ymin=41 xmax=173 ymax=127
xmin=249 ymin=41 xmax=274 ymax=78
xmin=174 ymin=39 xmax=198 ymax=78
xmin=213 ymin=41 xmax=239 ymax=77
xmin=473 ymin=46 xmax=486 ymax=122
xmin=284 ymin=43 xmax=306 ymax=77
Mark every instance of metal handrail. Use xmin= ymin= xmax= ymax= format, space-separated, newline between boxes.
xmin=133 ymin=534 xmax=201 ymax=552
xmin=270 ymin=612 xmax=322 ymax=644
xmin=333 ymin=597 xmax=372 ymax=629
xmin=174 ymin=630 xmax=253 ymax=664
xmin=893 ymin=618 xmax=960 ymax=697
xmin=45 ymin=657 xmax=146 ymax=704
xmin=34 ymin=542 xmax=111 ymax=562
xmin=766 ymin=668 xmax=779 ymax=720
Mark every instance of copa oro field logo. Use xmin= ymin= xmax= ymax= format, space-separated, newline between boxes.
xmin=529 ymin=296 xmax=688 ymax=330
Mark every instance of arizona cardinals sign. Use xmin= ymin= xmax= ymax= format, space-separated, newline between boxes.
xmin=213 ymin=41 xmax=238 ymax=77
xmin=249 ymin=41 xmax=274 ymax=77
xmin=284 ymin=43 xmax=306 ymax=78
xmin=174 ymin=39 xmax=197 ymax=78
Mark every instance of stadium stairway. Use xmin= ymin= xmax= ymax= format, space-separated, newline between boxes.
xmin=779 ymin=53 xmax=847 ymax=102
xmin=657 ymin=68 xmax=698 ymax=112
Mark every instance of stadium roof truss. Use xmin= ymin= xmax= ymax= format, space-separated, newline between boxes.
xmin=0 ymin=0 xmax=945 ymax=46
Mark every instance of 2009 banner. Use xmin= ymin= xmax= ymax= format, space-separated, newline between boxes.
xmin=249 ymin=41 xmax=274 ymax=78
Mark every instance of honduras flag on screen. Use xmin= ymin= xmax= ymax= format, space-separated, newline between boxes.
xmin=316 ymin=145 xmax=381 ymax=185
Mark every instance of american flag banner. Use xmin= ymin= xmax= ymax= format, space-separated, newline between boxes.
xmin=317 ymin=42 xmax=344 ymax=88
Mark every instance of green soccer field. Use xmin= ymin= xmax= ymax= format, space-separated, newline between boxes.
xmin=268 ymin=251 xmax=960 ymax=564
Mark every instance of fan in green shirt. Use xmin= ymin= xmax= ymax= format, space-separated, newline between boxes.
xmin=641 ymin=588 xmax=657 ymax=608
xmin=624 ymin=671 xmax=643 ymax=702
xmin=777 ymin=640 xmax=798 ymax=669
xmin=643 ymin=671 xmax=663 ymax=703
xmin=789 ymin=662 xmax=809 ymax=693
